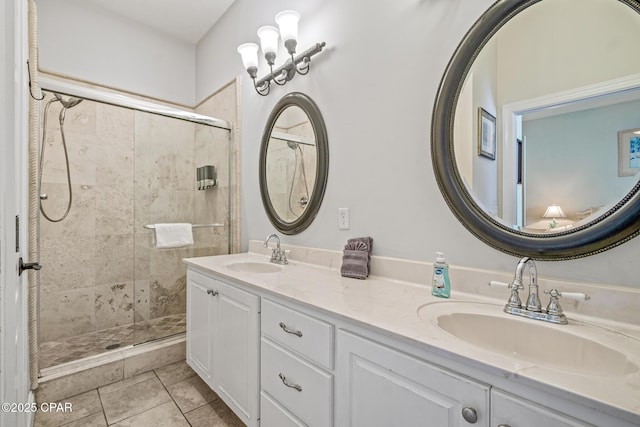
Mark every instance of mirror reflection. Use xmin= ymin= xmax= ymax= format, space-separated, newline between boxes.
xmin=453 ymin=0 xmax=640 ymax=234
xmin=265 ymin=105 xmax=318 ymax=223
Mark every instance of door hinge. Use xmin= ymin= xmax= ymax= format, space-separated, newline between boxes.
xmin=15 ymin=215 xmax=19 ymax=252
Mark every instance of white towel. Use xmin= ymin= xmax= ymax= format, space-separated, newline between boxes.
xmin=153 ymin=223 xmax=194 ymax=249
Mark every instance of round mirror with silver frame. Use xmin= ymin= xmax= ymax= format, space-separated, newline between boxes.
xmin=259 ymin=92 xmax=329 ymax=235
xmin=431 ymin=0 xmax=640 ymax=260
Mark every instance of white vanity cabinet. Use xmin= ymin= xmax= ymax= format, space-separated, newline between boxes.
xmin=336 ymin=330 xmax=490 ymax=427
xmin=186 ymin=269 xmax=260 ymax=427
xmin=185 ymin=257 xmax=640 ymax=427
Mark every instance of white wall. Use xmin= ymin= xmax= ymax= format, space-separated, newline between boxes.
xmin=36 ymin=0 xmax=640 ymax=289
xmin=497 ymin=0 xmax=640 ymax=105
xmin=36 ymin=0 xmax=196 ymax=105
xmin=196 ymin=0 xmax=640 ymax=289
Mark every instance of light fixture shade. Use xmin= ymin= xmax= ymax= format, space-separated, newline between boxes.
xmin=275 ymin=10 xmax=300 ymax=43
xmin=543 ymin=204 xmax=566 ymax=218
xmin=237 ymin=43 xmax=259 ymax=69
xmin=257 ymin=26 xmax=280 ymax=55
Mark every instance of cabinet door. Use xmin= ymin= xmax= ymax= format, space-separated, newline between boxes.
xmin=491 ymin=389 xmax=593 ymax=427
xmin=213 ymin=279 xmax=260 ymax=427
xmin=337 ymin=330 xmax=489 ymax=427
xmin=186 ymin=270 xmax=215 ymax=388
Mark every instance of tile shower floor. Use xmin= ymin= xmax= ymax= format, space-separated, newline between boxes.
xmin=39 ymin=314 xmax=187 ymax=370
xmin=34 ymin=360 xmax=244 ymax=427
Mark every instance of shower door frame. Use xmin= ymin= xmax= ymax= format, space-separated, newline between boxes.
xmin=39 ymin=77 xmax=232 ymax=130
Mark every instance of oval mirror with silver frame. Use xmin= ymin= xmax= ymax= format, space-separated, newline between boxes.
xmin=432 ymin=0 xmax=640 ymax=260
xmin=259 ymin=92 xmax=329 ymax=235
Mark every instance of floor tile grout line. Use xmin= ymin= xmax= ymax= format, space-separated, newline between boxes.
xmin=99 ymin=373 xmax=167 ymax=426
xmin=151 ymin=364 xmax=227 ymax=425
xmin=96 ymin=383 xmax=108 ymax=426
xmin=152 ymin=368 xmax=196 ymax=426
xmin=37 ymin=360 xmax=241 ymax=427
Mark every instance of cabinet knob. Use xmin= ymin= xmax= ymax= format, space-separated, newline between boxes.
xmin=461 ymin=407 xmax=478 ymax=423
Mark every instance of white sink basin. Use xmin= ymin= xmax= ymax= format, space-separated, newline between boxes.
xmin=225 ymin=261 xmax=282 ymax=274
xmin=417 ymin=301 xmax=639 ymax=377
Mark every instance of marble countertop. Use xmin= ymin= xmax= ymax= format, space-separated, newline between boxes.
xmin=184 ymin=250 xmax=640 ymax=424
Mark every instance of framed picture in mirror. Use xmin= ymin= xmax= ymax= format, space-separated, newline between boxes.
xmin=478 ymin=107 xmax=496 ymax=160
xmin=618 ymin=128 xmax=640 ymax=177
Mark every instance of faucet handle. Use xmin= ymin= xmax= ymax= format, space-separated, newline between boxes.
xmin=544 ymin=289 xmax=590 ymax=302
xmin=544 ymin=289 xmax=563 ymax=315
xmin=488 ymin=280 xmax=524 ymax=292
xmin=545 ymin=289 xmax=590 ymax=302
xmin=544 ymin=289 xmax=590 ymax=316
xmin=488 ymin=280 xmax=523 ymax=290
xmin=489 ymin=280 xmax=523 ymax=309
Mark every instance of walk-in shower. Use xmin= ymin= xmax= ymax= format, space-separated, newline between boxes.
xmin=34 ymin=82 xmax=235 ymax=373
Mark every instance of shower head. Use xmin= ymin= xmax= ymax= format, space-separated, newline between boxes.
xmin=53 ymin=93 xmax=83 ymax=109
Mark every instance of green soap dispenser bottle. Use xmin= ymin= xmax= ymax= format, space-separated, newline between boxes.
xmin=431 ymin=252 xmax=451 ymax=298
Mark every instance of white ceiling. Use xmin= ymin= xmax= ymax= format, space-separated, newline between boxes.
xmin=85 ymin=0 xmax=236 ymax=44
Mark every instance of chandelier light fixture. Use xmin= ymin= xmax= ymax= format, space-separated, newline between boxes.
xmin=237 ymin=10 xmax=326 ymax=96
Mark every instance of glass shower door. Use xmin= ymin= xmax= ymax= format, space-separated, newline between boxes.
xmin=132 ymin=111 xmax=231 ymax=345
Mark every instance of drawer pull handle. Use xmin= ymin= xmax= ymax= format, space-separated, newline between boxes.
xmin=278 ymin=373 xmax=302 ymax=392
xmin=497 ymin=425 xmax=511 ymax=427
xmin=206 ymin=289 xmax=219 ymax=296
xmin=279 ymin=322 xmax=303 ymax=337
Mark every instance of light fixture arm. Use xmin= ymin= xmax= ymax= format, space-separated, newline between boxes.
xmin=253 ymin=42 xmax=326 ymax=93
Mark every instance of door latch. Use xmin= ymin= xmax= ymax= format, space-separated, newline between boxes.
xmin=18 ymin=257 xmax=42 ymax=276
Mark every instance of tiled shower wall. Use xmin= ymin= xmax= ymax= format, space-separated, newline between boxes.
xmin=39 ymin=87 xmax=234 ymax=344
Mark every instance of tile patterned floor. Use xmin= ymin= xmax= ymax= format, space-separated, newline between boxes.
xmin=34 ymin=360 xmax=245 ymax=427
xmin=40 ymin=314 xmax=187 ymax=369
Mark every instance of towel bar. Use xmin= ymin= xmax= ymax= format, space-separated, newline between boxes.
xmin=143 ymin=223 xmax=224 ymax=230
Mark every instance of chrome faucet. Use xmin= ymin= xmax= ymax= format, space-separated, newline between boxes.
xmin=489 ymin=256 xmax=590 ymax=325
xmin=514 ymin=257 xmax=542 ymax=312
xmin=264 ymin=233 xmax=288 ymax=265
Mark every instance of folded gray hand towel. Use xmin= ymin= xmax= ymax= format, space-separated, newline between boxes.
xmin=345 ymin=241 xmax=368 ymax=251
xmin=348 ymin=237 xmax=373 ymax=253
xmin=341 ymin=249 xmax=369 ymax=280
xmin=346 ymin=237 xmax=373 ymax=276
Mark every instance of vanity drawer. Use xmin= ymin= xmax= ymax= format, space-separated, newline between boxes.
xmin=262 ymin=298 xmax=334 ymax=370
xmin=261 ymin=337 xmax=333 ymax=427
xmin=260 ymin=391 xmax=305 ymax=427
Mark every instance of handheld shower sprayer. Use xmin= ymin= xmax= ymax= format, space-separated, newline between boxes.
xmin=39 ymin=92 xmax=84 ymax=222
